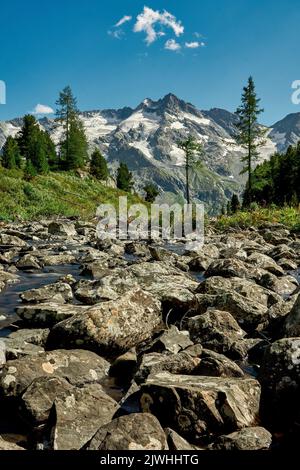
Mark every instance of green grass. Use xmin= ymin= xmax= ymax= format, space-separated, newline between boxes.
xmin=0 ymin=167 xmax=143 ymax=221
xmin=214 ymin=206 xmax=300 ymax=231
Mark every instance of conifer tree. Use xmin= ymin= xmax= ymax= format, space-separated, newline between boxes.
xmin=230 ymin=193 xmax=241 ymax=213
xmin=236 ymin=77 xmax=266 ymax=205
xmin=116 ymin=162 xmax=133 ymax=192
xmin=178 ymin=136 xmax=203 ymax=204
xmin=90 ymin=149 xmax=109 ymax=180
xmin=1 ymin=136 xmax=21 ymax=169
xmin=56 ymin=86 xmax=88 ymax=170
xmin=144 ymin=183 xmax=159 ymax=203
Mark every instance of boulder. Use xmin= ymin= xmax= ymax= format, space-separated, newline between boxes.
xmin=49 ymin=384 xmax=118 ymax=450
xmin=139 ymin=372 xmax=261 ymax=441
xmin=283 ymin=293 xmax=300 ymax=337
xmin=20 ymin=282 xmax=73 ymax=304
xmin=145 ymin=326 xmax=193 ymax=355
xmin=135 ymin=352 xmax=201 ymax=384
xmin=209 ymin=427 xmax=272 ymax=450
xmin=47 ymin=288 xmax=162 ymax=358
xmin=22 ymin=376 xmax=73 ymax=424
xmin=2 ymin=337 xmax=44 ymax=360
xmin=259 ymin=338 xmax=300 ymax=428
xmin=247 ymin=252 xmax=284 ymax=276
xmin=195 ymin=293 xmax=268 ymax=331
xmin=196 ymin=349 xmax=244 ymax=378
xmin=86 ymin=413 xmax=168 ymax=450
xmin=187 ymin=309 xmax=245 ymax=355
xmin=48 ymin=221 xmax=77 ymax=237
xmin=0 ymin=349 xmax=109 ymax=397
xmin=7 ymin=328 xmax=49 ymax=347
xmin=0 ymin=233 xmax=28 ymax=247
xmin=165 ymin=428 xmax=198 ymax=450
xmin=16 ymin=254 xmax=41 ymax=270
xmin=17 ymin=303 xmax=89 ymax=327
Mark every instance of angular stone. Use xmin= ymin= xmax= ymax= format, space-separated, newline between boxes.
xmin=195 ymin=293 xmax=268 ymax=331
xmin=0 ymin=436 xmax=24 ymax=450
xmin=47 ymin=288 xmax=162 ymax=358
xmin=16 ymin=254 xmax=41 ymax=270
xmin=209 ymin=427 xmax=272 ymax=450
xmin=135 ymin=352 xmax=201 ymax=384
xmin=8 ymin=328 xmax=50 ymax=347
xmin=197 ymin=349 xmax=244 ymax=378
xmin=259 ymin=338 xmax=300 ymax=428
xmin=48 ymin=221 xmax=77 ymax=237
xmin=146 ymin=326 xmax=193 ymax=355
xmin=50 ymin=384 xmax=118 ymax=450
xmin=2 ymin=337 xmax=44 ymax=360
xmin=139 ymin=372 xmax=261 ymax=441
xmin=0 ymin=349 xmax=109 ymax=397
xmin=86 ymin=413 xmax=168 ymax=450
xmin=17 ymin=303 xmax=89 ymax=327
xmin=20 ymin=282 xmax=73 ymax=304
xmin=283 ymin=293 xmax=300 ymax=337
xmin=247 ymin=252 xmax=285 ymax=276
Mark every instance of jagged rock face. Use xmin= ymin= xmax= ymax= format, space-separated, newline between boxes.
xmin=0 ymin=93 xmax=283 ymax=213
xmin=269 ymin=112 xmax=300 ymax=151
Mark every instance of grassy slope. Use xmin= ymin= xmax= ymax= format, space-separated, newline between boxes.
xmin=214 ymin=206 xmax=300 ymax=231
xmin=0 ymin=168 xmax=142 ymax=221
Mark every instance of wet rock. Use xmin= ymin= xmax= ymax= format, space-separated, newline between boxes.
xmin=0 ymin=270 xmax=19 ymax=288
xmin=195 ymin=292 xmax=268 ymax=331
xmin=21 ymin=376 xmax=73 ymax=424
xmin=7 ymin=328 xmax=50 ymax=347
xmin=41 ymin=253 xmax=76 ymax=266
xmin=16 ymin=254 xmax=41 ymax=270
xmin=197 ymin=349 xmax=244 ymax=378
xmin=135 ymin=352 xmax=201 ymax=384
xmin=48 ymin=221 xmax=77 ymax=237
xmin=229 ymin=338 xmax=266 ymax=361
xmin=47 ymin=288 xmax=162 ymax=358
xmin=283 ymin=293 xmax=300 ymax=336
xmin=209 ymin=427 xmax=272 ymax=450
xmin=187 ymin=309 xmax=245 ymax=355
xmin=86 ymin=413 xmax=168 ymax=450
xmin=0 ymin=349 xmax=109 ymax=397
xmin=20 ymin=282 xmax=73 ymax=304
xmin=17 ymin=303 xmax=89 ymax=327
xmin=49 ymin=384 xmax=118 ymax=450
xmin=268 ymin=244 xmax=297 ymax=261
xmin=0 ymin=233 xmax=28 ymax=247
xmin=139 ymin=372 xmax=261 ymax=441
xmin=259 ymin=338 xmax=300 ymax=428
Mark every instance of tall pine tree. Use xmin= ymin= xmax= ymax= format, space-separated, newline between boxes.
xmin=56 ymin=86 xmax=88 ymax=170
xmin=236 ymin=77 xmax=266 ymax=205
xmin=1 ymin=136 xmax=22 ymax=169
xmin=177 ymin=136 xmax=203 ymax=204
xmin=17 ymin=115 xmax=50 ymax=174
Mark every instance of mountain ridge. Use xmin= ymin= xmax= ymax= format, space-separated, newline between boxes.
xmin=1 ymin=94 xmax=300 ymax=213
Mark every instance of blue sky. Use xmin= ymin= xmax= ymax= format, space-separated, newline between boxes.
xmin=0 ymin=0 xmax=299 ymax=124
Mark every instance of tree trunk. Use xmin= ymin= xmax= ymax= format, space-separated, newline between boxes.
xmin=186 ymin=158 xmax=190 ymax=204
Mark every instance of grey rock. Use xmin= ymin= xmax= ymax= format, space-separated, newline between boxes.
xmin=0 ymin=349 xmax=109 ymax=397
xmin=20 ymin=282 xmax=73 ymax=304
xmin=86 ymin=413 xmax=168 ymax=450
xmin=47 ymin=288 xmax=162 ymax=358
xmin=187 ymin=309 xmax=245 ymax=355
xmin=139 ymin=372 xmax=261 ymax=441
xmin=17 ymin=303 xmax=89 ymax=327
xmin=209 ymin=426 xmax=272 ymax=450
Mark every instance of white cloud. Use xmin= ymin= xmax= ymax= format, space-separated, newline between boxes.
xmin=185 ymin=41 xmax=205 ymax=49
xmin=108 ymin=29 xmax=124 ymax=39
xmin=133 ymin=6 xmax=184 ymax=45
xmin=33 ymin=104 xmax=54 ymax=115
xmin=115 ymin=15 xmax=132 ymax=27
xmin=165 ymin=39 xmax=181 ymax=51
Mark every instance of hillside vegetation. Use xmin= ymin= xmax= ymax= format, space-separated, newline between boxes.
xmin=0 ymin=168 xmax=142 ymax=221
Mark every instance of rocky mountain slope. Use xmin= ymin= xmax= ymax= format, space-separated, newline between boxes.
xmin=1 ymin=94 xmax=299 ymax=212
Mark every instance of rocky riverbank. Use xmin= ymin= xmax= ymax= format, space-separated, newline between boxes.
xmin=0 ymin=218 xmax=299 ymax=450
